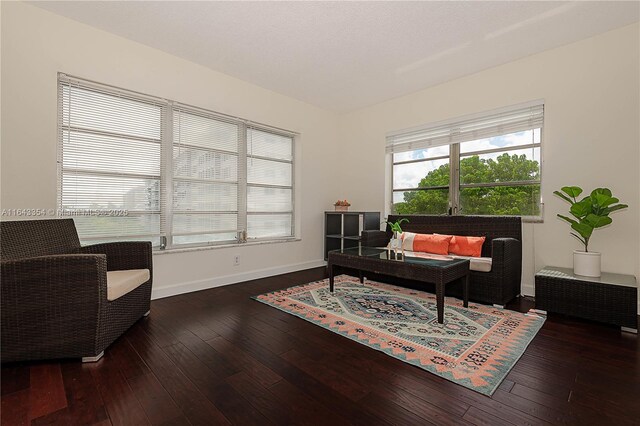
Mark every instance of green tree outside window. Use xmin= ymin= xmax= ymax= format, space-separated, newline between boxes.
xmin=394 ymin=153 xmax=540 ymax=216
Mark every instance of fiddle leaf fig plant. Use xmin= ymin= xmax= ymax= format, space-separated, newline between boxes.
xmin=554 ymin=186 xmax=628 ymax=252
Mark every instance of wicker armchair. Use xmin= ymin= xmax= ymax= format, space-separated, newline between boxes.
xmin=1 ymin=219 xmax=152 ymax=363
xmin=361 ymin=215 xmax=522 ymax=306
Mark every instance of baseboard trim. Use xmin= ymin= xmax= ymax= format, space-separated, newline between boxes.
xmin=521 ymin=283 xmax=534 ymax=297
xmin=151 ymin=259 xmax=326 ymax=300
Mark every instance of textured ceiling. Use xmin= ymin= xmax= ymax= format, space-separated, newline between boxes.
xmin=31 ymin=1 xmax=640 ymax=112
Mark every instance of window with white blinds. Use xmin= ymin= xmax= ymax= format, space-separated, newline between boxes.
xmin=386 ymin=102 xmax=544 ymax=153
xmin=58 ymin=79 xmax=163 ymax=245
xmin=387 ymin=101 xmax=544 ymax=219
xmin=172 ymin=107 xmax=241 ymax=246
xmin=246 ymin=128 xmax=294 ymax=239
xmin=58 ymin=74 xmax=296 ymax=249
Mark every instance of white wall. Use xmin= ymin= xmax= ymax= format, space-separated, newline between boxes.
xmin=337 ymin=23 xmax=640 ymax=301
xmin=2 ymin=2 xmax=638 ymax=306
xmin=0 ymin=2 xmax=340 ymax=298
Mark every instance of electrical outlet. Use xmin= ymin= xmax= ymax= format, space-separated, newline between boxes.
xmin=234 ymin=255 xmax=240 ymax=266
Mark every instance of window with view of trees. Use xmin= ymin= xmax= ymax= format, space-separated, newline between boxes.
xmin=58 ymin=74 xmax=295 ymax=249
xmin=388 ymin=103 xmax=543 ymax=218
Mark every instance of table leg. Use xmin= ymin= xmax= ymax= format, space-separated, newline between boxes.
xmin=463 ymin=273 xmax=469 ymax=308
xmin=436 ymin=282 xmax=444 ymax=324
xmin=359 ymin=270 xmax=364 ymax=284
xmin=329 ymin=263 xmax=334 ymax=292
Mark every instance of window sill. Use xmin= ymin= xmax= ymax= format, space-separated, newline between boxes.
xmin=153 ymin=237 xmax=301 ymax=255
xmin=522 ymin=216 xmax=544 ymax=224
xmin=456 ymin=214 xmax=543 ymax=224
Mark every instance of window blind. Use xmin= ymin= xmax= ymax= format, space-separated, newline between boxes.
xmin=58 ymin=74 xmax=297 ymax=248
xmin=171 ymin=106 xmax=240 ymax=246
xmin=386 ymin=101 xmax=544 ymax=154
xmin=246 ymin=127 xmax=294 ymax=239
xmin=58 ymin=76 xmax=163 ymax=245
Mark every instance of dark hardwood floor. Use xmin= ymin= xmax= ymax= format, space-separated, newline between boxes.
xmin=2 ymin=267 xmax=639 ymax=425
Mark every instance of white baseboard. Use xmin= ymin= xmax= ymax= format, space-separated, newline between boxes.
xmin=151 ymin=259 xmax=326 ymax=300
xmin=521 ymin=283 xmax=535 ymax=297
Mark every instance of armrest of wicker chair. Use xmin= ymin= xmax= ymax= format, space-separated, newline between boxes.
xmin=1 ymin=254 xmax=108 ymax=362
xmin=79 ymin=241 xmax=152 ymax=272
xmin=491 ymin=237 xmax=522 ymax=300
xmin=361 ymin=230 xmax=390 ymax=247
xmin=491 ymin=238 xmax=521 ymax=265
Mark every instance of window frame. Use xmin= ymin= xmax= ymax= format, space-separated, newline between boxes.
xmin=391 ymin=147 xmax=451 ymax=214
xmin=245 ymin=126 xmax=296 ymax=242
xmin=389 ymin=105 xmax=544 ymax=222
xmin=167 ymin=104 xmax=243 ymax=249
xmin=57 ymin=73 xmax=297 ymax=250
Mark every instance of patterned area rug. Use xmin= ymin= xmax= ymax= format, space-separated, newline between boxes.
xmin=253 ymin=275 xmax=545 ymax=396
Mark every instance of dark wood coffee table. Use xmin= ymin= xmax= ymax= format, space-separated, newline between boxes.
xmin=328 ymin=247 xmax=470 ymax=324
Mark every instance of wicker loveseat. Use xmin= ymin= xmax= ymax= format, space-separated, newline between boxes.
xmin=1 ymin=219 xmax=152 ymax=363
xmin=361 ymin=215 xmax=522 ymax=306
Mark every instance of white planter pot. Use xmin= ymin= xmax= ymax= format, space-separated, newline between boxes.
xmin=573 ymin=250 xmax=601 ymax=277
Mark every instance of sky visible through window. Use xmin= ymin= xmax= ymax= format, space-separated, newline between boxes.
xmin=393 ymin=129 xmax=539 ymax=189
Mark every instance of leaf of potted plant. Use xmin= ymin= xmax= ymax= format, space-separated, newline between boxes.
xmin=383 ymin=218 xmax=409 ymax=255
xmin=554 ymin=186 xmax=628 ymax=277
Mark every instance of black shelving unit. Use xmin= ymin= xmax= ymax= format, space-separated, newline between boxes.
xmin=324 ymin=211 xmax=380 ymax=260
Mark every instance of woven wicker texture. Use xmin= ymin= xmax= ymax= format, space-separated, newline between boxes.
xmin=0 ymin=218 xmax=81 ymax=260
xmin=361 ymin=215 xmax=522 ymax=305
xmin=1 ymin=219 xmax=152 ymax=363
xmin=329 ymin=251 xmax=469 ymax=286
xmin=535 ymin=273 xmax=637 ymax=329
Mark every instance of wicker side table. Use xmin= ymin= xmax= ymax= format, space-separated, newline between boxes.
xmin=535 ymin=266 xmax=637 ymax=333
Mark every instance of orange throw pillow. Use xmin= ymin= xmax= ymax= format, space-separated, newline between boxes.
xmin=446 ymin=235 xmax=486 ymax=257
xmin=411 ymin=233 xmax=453 ymax=255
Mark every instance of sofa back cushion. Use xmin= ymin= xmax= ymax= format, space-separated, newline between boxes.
xmin=401 ymin=232 xmax=452 ymax=255
xmin=0 ymin=219 xmax=81 ymax=260
xmin=387 ymin=215 xmax=521 ymax=258
xmin=447 ymin=235 xmax=486 ymax=257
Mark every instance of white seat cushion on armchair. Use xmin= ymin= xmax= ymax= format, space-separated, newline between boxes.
xmin=106 ymin=269 xmax=150 ymax=301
